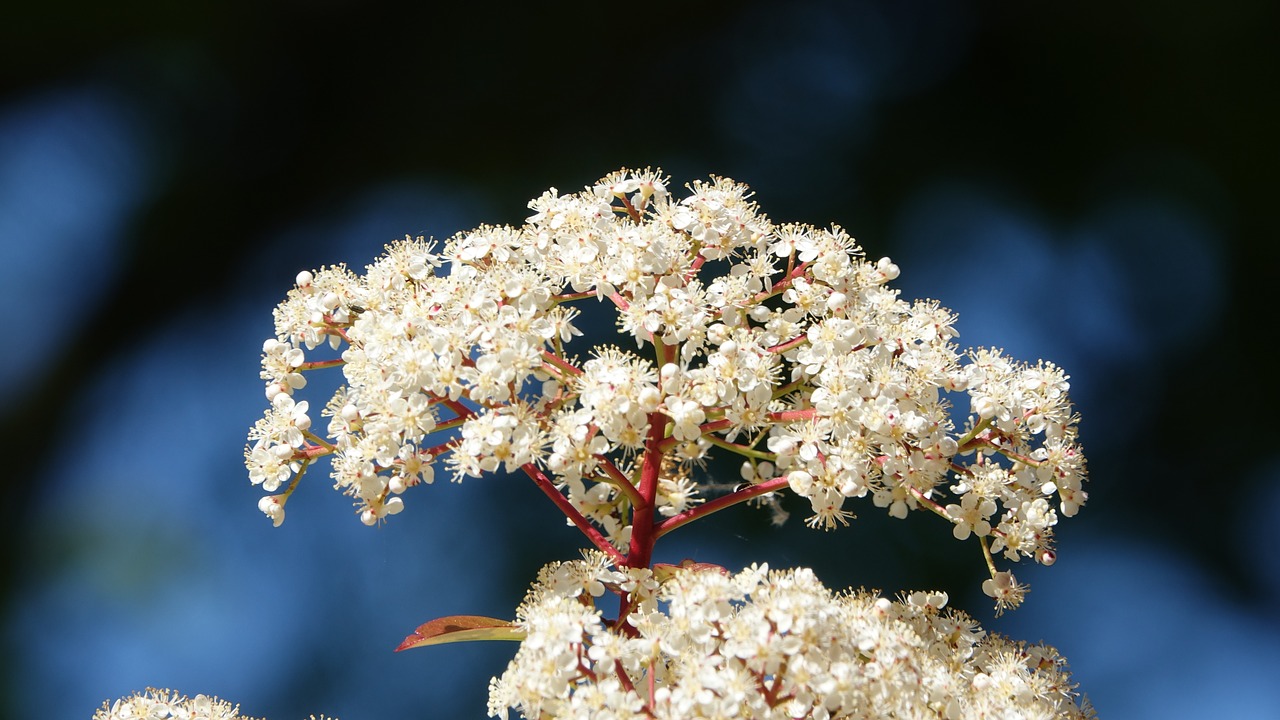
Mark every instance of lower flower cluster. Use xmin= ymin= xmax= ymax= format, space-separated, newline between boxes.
xmin=92 ymin=688 xmax=336 ymax=720
xmin=487 ymin=557 xmax=1093 ymax=720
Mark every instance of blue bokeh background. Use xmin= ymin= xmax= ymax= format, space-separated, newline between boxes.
xmin=3 ymin=2 xmax=1276 ymax=718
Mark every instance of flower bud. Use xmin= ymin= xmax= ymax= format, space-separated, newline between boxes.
xmin=638 ymin=386 xmax=661 ymax=412
xmin=258 ymin=495 xmax=286 ymax=527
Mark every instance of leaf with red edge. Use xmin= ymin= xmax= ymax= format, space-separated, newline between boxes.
xmin=395 ymin=615 xmax=525 ymax=652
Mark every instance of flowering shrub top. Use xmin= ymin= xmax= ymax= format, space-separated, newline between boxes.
xmin=245 ymin=168 xmax=1085 ymax=612
xmin=108 ymin=167 xmax=1111 ymax=718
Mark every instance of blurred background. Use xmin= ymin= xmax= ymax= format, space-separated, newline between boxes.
xmin=2 ymin=1 xmax=1276 ymax=718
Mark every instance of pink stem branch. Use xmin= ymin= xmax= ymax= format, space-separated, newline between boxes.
xmin=623 ymin=413 xmax=666 ymax=570
xmin=298 ymin=358 xmax=345 ymax=371
xmin=768 ymin=334 xmax=809 ymax=355
xmin=767 ymin=408 xmax=817 ymax=424
xmin=595 ymin=455 xmax=644 ymax=506
xmin=542 ymin=349 xmax=583 ymax=377
xmin=520 ymin=462 xmax=625 ymax=565
xmin=654 ymin=476 xmax=790 ymax=539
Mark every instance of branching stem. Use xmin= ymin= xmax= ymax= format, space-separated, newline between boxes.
xmin=520 ymin=462 xmax=625 ymax=565
xmin=655 ymin=476 xmax=790 ymax=539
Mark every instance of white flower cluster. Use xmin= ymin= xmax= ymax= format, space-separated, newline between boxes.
xmin=488 ymin=556 xmax=1093 ymax=720
xmin=93 ymin=688 xmax=336 ymax=720
xmin=93 ymin=689 xmax=249 ymax=720
xmin=244 ymin=168 xmax=1087 ymax=606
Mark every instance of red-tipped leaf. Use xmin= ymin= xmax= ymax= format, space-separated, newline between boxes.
xmin=395 ymin=615 xmax=524 ymax=652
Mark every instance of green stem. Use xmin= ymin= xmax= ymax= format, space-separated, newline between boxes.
xmin=302 ymin=430 xmax=336 ymax=452
xmin=957 ymin=417 xmax=993 ymax=449
xmin=907 ymin=485 xmax=951 ymax=521
xmin=771 ymin=377 xmax=809 ymax=401
xmin=703 ymin=434 xmax=777 ymax=462
xmin=978 ymin=534 xmax=998 ymax=576
xmin=278 ymin=458 xmax=311 ymax=502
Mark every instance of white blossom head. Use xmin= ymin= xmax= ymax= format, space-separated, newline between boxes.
xmin=244 ymin=168 xmax=1088 ymax=606
xmin=487 ymin=558 xmax=1093 ymax=719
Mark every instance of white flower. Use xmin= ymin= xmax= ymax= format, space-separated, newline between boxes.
xmin=663 ymin=396 xmax=705 ymax=442
xmin=946 ymin=493 xmax=997 ymax=541
xmin=982 ymin=570 xmax=1028 ymax=615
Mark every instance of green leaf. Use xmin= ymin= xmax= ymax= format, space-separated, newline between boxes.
xmin=395 ymin=615 xmax=525 ymax=652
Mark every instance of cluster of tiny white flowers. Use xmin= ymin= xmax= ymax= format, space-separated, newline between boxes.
xmin=109 ymin=167 xmax=1097 ymax=720
xmin=487 ymin=558 xmax=1093 ymax=720
xmin=244 ymin=167 xmax=1087 ymax=607
xmin=93 ymin=688 xmax=336 ymax=720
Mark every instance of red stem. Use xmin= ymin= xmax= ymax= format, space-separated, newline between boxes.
xmin=419 ymin=436 xmax=462 ymax=460
xmin=520 ymin=462 xmax=625 ymax=565
xmin=436 ymin=396 xmax=476 ymax=420
xmin=747 ymin=260 xmax=811 ymax=306
xmin=767 ymin=408 xmax=817 ymax=424
xmin=542 ymin=349 xmax=583 ymax=377
xmin=623 ymin=412 xmax=667 ymax=570
xmin=768 ymin=334 xmax=809 ymax=355
xmin=298 ymin=358 xmax=345 ymax=371
xmin=654 ymin=476 xmax=790 ymax=538
xmin=595 ymin=455 xmax=644 ymax=506
xmin=618 ymin=194 xmax=642 ymax=222
xmin=613 ymin=412 xmax=669 ymax=635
